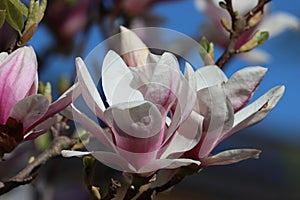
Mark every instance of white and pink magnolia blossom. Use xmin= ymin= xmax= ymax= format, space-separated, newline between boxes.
xmin=63 ymin=28 xmax=202 ymax=174
xmin=195 ymin=0 xmax=300 ymax=62
xmin=182 ymin=65 xmax=284 ymax=166
xmin=0 ymin=46 xmax=78 ymax=155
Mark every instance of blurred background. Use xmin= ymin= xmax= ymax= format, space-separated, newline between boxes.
xmin=1 ymin=0 xmax=300 ymax=199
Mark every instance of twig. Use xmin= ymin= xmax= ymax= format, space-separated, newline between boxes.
xmin=0 ymin=136 xmax=77 ymax=195
xmin=136 ymin=164 xmax=200 ymax=200
xmin=216 ymin=0 xmax=271 ymax=68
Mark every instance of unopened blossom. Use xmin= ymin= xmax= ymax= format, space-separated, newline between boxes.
xmin=63 ymin=28 xmax=201 ymax=174
xmin=0 ymin=46 xmax=78 ymax=156
xmin=182 ymin=65 xmax=284 ymax=166
xmin=196 ymin=0 xmax=300 ymax=62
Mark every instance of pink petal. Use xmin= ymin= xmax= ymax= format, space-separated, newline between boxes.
xmin=24 ymin=116 xmax=58 ymax=140
xmin=26 ymin=83 xmax=80 ymax=133
xmin=225 ymin=66 xmax=268 ymax=112
xmin=104 ymin=101 xmax=163 ymax=153
xmin=0 ymin=46 xmax=38 ymax=124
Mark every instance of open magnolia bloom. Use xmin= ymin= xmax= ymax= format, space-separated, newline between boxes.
xmin=182 ymin=65 xmax=284 ymax=166
xmin=195 ymin=0 xmax=300 ymax=62
xmin=63 ymin=48 xmax=203 ymax=174
xmin=0 ymin=46 xmax=78 ymax=156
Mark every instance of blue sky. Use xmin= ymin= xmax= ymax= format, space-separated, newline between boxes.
xmin=31 ymin=0 xmax=300 ymax=143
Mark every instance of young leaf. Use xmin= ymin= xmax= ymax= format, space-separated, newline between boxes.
xmin=2 ymin=0 xmax=25 ymax=36
xmin=0 ymin=10 xmax=6 ymax=29
xmin=8 ymin=0 xmax=28 ymax=17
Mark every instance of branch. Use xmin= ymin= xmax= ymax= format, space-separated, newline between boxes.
xmin=216 ymin=0 xmax=271 ymax=68
xmin=0 ymin=135 xmax=77 ymax=195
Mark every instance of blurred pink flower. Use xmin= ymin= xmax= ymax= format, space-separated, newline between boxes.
xmin=114 ymin=0 xmax=182 ymax=16
xmin=44 ymin=0 xmax=91 ymax=53
xmin=183 ymin=65 xmax=284 ymax=165
xmin=196 ymin=0 xmax=300 ymax=62
xmin=63 ymin=27 xmax=201 ymax=174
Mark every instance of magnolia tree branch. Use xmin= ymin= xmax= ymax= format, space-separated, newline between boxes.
xmin=216 ymin=0 xmax=271 ymax=68
xmin=0 ymin=135 xmax=77 ymax=195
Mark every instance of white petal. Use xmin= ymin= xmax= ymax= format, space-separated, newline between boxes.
xmin=196 ymin=86 xmax=234 ymax=158
xmin=120 ymin=26 xmax=150 ymax=69
xmin=240 ymin=49 xmax=271 ymax=63
xmin=61 ymin=150 xmax=92 ymax=157
xmin=71 ymin=104 xmax=116 ymax=150
xmin=104 ymin=101 xmax=162 ymax=139
xmin=76 ymin=57 xmax=106 ymax=120
xmin=258 ymin=12 xmax=300 ymax=38
xmin=221 ymin=86 xmax=285 ymax=141
xmin=102 ymin=50 xmax=143 ymax=105
xmin=138 ymin=158 xmax=200 ymax=174
xmin=160 ymin=111 xmax=203 ymax=159
xmin=195 ymin=65 xmax=228 ymax=91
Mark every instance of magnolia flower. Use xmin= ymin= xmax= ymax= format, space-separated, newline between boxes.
xmin=182 ymin=65 xmax=284 ymax=166
xmin=195 ymin=0 xmax=300 ymax=62
xmin=0 ymin=46 xmax=78 ymax=156
xmin=63 ymin=27 xmax=202 ymax=174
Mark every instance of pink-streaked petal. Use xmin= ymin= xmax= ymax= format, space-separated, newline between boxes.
xmin=71 ymin=104 xmax=115 ymax=150
xmin=120 ymin=26 xmax=150 ymax=69
xmin=138 ymin=158 xmax=200 ymax=174
xmin=9 ymin=94 xmax=49 ymax=133
xmin=163 ymin=63 xmax=198 ymax=144
xmin=0 ymin=46 xmax=37 ymax=124
xmin=102 ymin=50 xmax=143 ymax=105
xmin=104 ymin=101 xmax=163 ymax=153
xmin=144 ymin=52 xmax=181 ymax=115
xmin=201 ymin=149 xmax=261 ymax=167
xmin=26 ymin=73 xmax=39 ymax=96
xmin=220 ymin=86 xmax=285 ymax=142
xmin=258 ymin=12 xmax=300 ymax=38
xmin=225 ymin=66 xmax=268 ymax=112
xmin=196 ymin=86 xmax=234 ymax=158
xmin=76 ymin=57 xmax=106 ymax=120
xmin=24 ymin=116 xmax=59 ymax=140
xmin=195 ymin=65 xmax=228 ymax=91
xmin=26 ymin=83 xmax=80 ymax=133
xmin=160 ymin=111 xmax=203 ymax=159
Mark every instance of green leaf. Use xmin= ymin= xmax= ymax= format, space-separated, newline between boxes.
xmin=8 ymin=0 xmax=28 ymax=17
xmin=0 ymin=10 xmax=6 ymax=29
xmin=1 ymin=0 xmax=25 ymax=36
